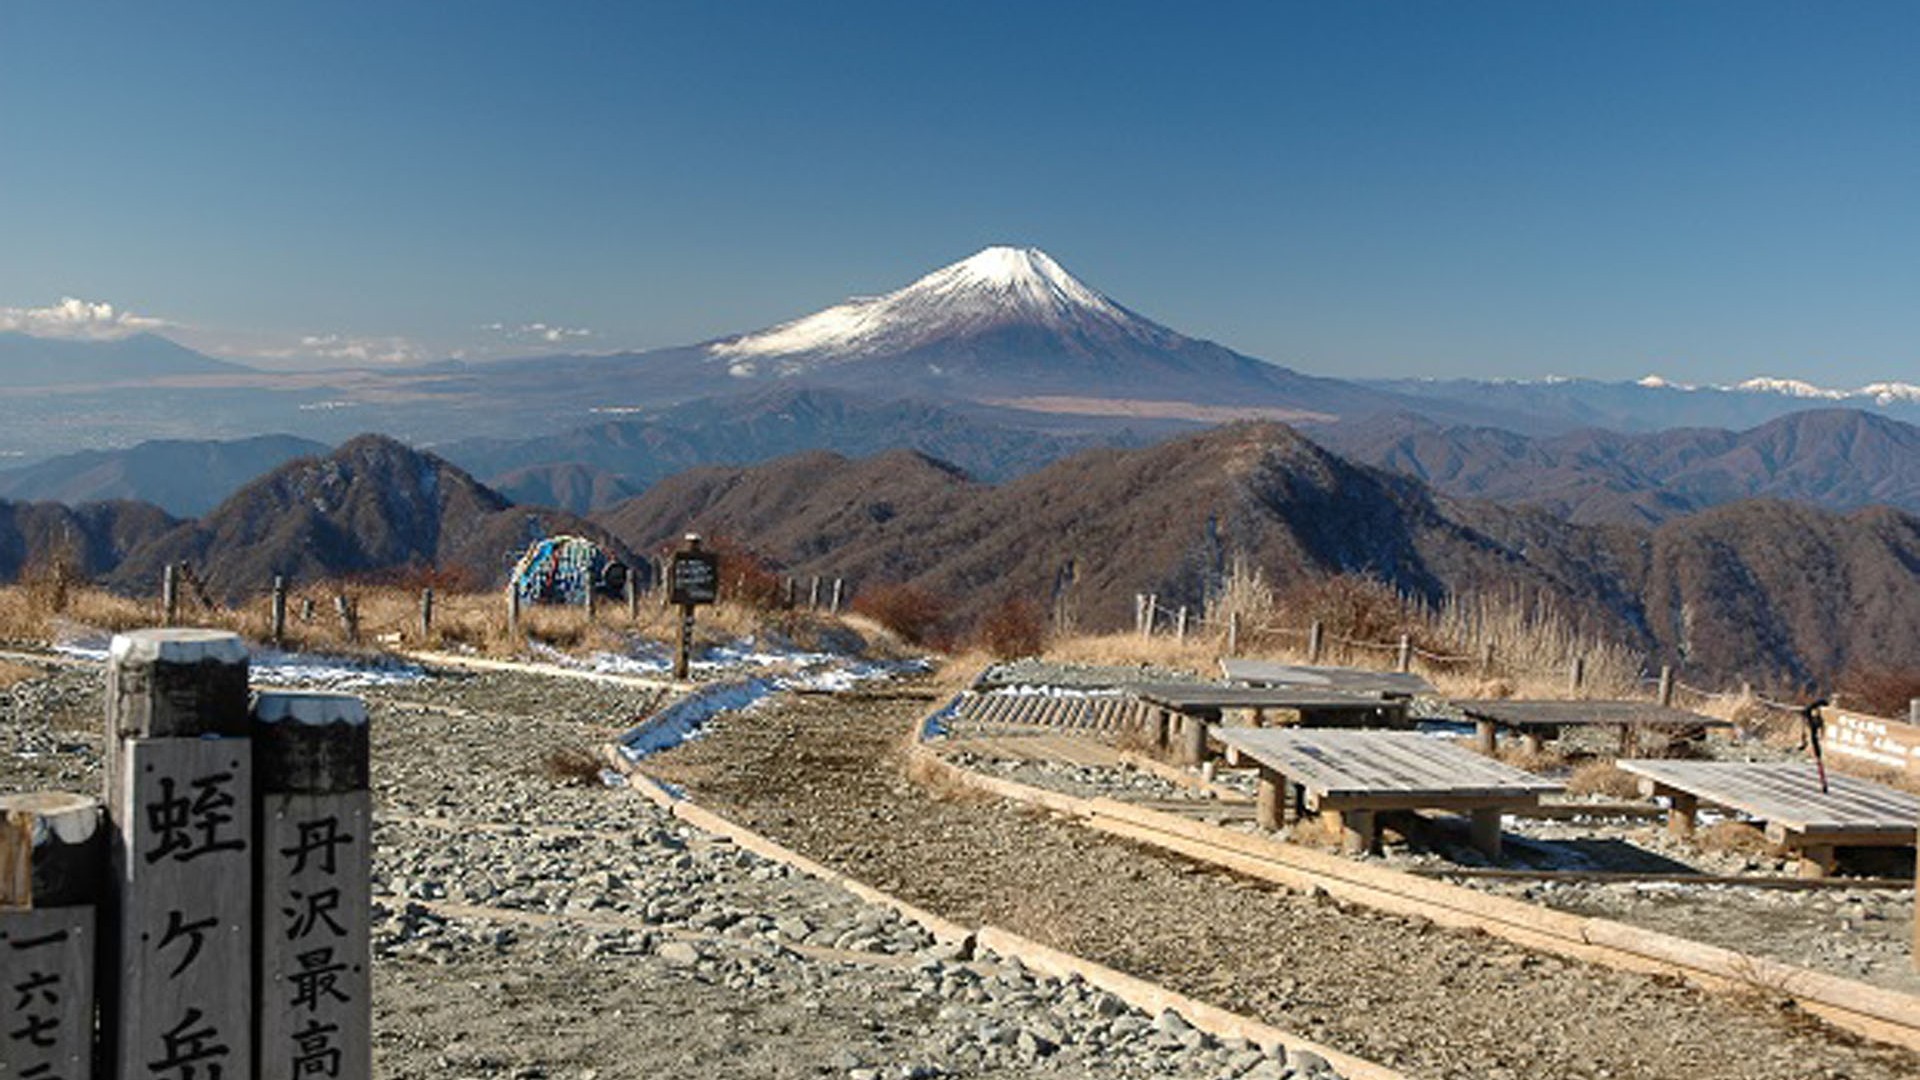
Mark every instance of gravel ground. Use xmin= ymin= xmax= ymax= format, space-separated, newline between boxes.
xmin=1 ymin=658 xmax=1331 ymax=1079
xmin=646 ymin=689 xmax=1920 ymax=1080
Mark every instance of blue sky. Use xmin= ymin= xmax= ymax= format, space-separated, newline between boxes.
xmin=1 ymin=2 xmax=1914 ymax=383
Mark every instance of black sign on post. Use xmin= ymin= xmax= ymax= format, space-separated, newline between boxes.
xmin=667 ymin=535 xmax=719 ymax=680
xmin=668 ymin=545 xmax=720 ymax=608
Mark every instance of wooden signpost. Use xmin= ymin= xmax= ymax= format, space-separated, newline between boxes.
xmin=1 ymin=792 xmax=103 ymax=1080
xmin=667 ymin=535 xmax=720 ymax=680
xmin=107 ymin=629 xmax=255 ymax=1080
xmin=253 ymin=692 xmax=372 ymax=1080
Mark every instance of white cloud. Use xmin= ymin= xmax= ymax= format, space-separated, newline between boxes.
xmin=0 ymin=296 xmax=172 ymax=340
xmin=483 ymin=320 xmax=595 ymax=344
xmin=252 ymin=333 xmax=428 ymax=366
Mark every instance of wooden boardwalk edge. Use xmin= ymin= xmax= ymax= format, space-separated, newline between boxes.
xmin=905 ymin=737 xmax=1920 ymax=1055
xmin=599 ymin=741 xmax=1414 ymax=1080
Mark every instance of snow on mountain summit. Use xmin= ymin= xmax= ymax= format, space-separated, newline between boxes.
xmin=707 ymin=246 xmax=1184 ymax=367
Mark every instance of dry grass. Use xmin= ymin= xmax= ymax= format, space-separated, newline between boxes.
xmin=1494 ymin=742 xmax=1569 ymax=776
xmin=1043 ymin=631 xmax=1216 ymax=675
xmin=1695 ymin=821 xmax=1774 ymax=857
xmin=0 ymin=661 xmax=39 ymax=689
xmin=902 ymin=750 xmax=993 ymax=805
xmin=1566 ymin=761 xmax=1642 ymax=799
xmin=538 ymin=746 xmax=608 ymax=787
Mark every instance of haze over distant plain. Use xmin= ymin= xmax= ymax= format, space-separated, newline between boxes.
xmin=0 ymin=2 xmax=1913 ymax=386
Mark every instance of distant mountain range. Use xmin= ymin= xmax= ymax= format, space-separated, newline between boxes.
xmin=1314 ymin=408 xmax=1920 ymax=526
xmin=0 ymin=435 xmax=327 ymax=517
xmin=591 ymin=422 xmax=1920 ymax=686
xmin=0 ymin=424 xmax=1911 ymax=685
xmin=0 ymin=331 xmax=249 ymax=388
xmin=1364 ymin=374 xmax=1920 ymax=434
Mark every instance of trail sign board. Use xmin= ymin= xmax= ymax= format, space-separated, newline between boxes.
xmin=668 ymin=550 xmax=720 ymax=607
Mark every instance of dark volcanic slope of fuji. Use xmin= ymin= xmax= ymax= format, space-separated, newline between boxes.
xmin=596 ymin=422 xmax=1920 ymax=685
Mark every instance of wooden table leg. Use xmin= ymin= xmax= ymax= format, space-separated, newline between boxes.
xmin=1797 ymin=845 xmax=1838 ymax=879
xmin=1665 ymin=791 xmax=1697 ymax=839
xmin=1521 ymin=730 xmax=1544 ymax=756
xmin=1150 ymin=708 xmax=1169 ymax=752
xmin=1469 ymin=808 xmax=1504 ymax=859
xmin=1256 ymin=771 xmax=1282 ymax=832
xmin=1328 ymin=809 xmax=1377 ymax=855
xmin=1177 ymin=712 xmax=1209 ymax=766
xmin=1284 ymin=783 xmax=1301 ymax=828
xmin=1474 ymin=719 xmax=1497 ymax=756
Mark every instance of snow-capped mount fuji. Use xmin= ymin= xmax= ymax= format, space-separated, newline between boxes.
xmin=709 ymin=246 xmax=1184 ymax=368
xmin=684 ymin=245 xmax=1411 ymax=418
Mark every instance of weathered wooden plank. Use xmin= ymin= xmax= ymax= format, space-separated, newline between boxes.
xmin=1618 ymin=760 xmax=1920 ymax=835
xmin=1454 ymin=699 xmax=1728 ymax=731
xmin=1219 ymin=660 xmax=1434 ymax=698
xmin=117 ymin=737 xmax=254 ymax=1080
xmin=1213 ymin=729 xmax=1560 ymax=803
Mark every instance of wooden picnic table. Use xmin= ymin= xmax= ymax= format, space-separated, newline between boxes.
xmin=1219 ymin=659 xmax=1435 ymax=699
xmin=1616 ymin=759 xmax=1920 ymax=878
xmin=1127 ymin=683 xmax=1410 ymax=766
xmin=1209 ymin=728 xmax=1563 ymax=858
xmin=1453 ymin=699 xmax=1731 ymax=756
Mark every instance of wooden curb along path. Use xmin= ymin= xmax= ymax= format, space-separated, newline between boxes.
xmin=598 ymin=744 xmax=1410 ymax=1080
xmin=902 ymin=732 xmax=1920 ymax=1056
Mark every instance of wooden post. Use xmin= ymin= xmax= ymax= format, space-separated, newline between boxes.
xmin=783 ymin=577 xmax=797 ymax=611
xmin=808 ymin=576 xmax=821 ymax=611
xmin=1255 ymin=774 xmax=1282 ymax=832
xmin=1910 ymin=698 xmax=1919 ymax=726
xmin=1175 ymin=713 xmax=1207 ymax=766
xmin=1307 ymin=620 xmax=1324 ymax=664
xmin=505 ymin=587 xmax=520 ymax=642
xmin=1657 ymin=665 xmax=1675 ymax=708
xmin=829 ymin=578 xmax=843 ymax=615
xmin=162 ymin=564 xmax=179 ymax=628
xmin=675 ymin=605 xmax=694 ymax=681
xmin=106 ymin=629 xmax=254 ymax=1080
xmin=1140 ymin=595 xmax=1158 ymax=641
xmin=334 ymin=595 xmax=358 ymax=644
xmin=1468 ymin=808 xmax=1504 ymax=859
xmin=1666 ymin=791 xmax=1698 ymax=839
xmin=626 ymin=575 xmax=639 ymax=621
xmin=1 ymin=792 xmax=102 ymax=1080
xmin=1474 ymin=719 xmax=1497 ymax=756
xmin=1227 ymin=612 xmax=1241 ymax=657
xmin=1567 ymin=655 xmax=1586 ymax=696
xmin=1175 ymin=606 xmax=1189 ymax=643
xmin=583 ymin=577 xmax=596 ymax=621
xmin=419 ymin=587 xmax=434 ymax=642
xmin=300 ymin=597 xmax=315 ymax=622
xmin=1133 ymin=594 xmax=1145 ymax=635
xmin=252 ymin=691 xmax=372 ymax=1080
xmin=1396 ymin=634 xmax=1412 ymax=674
xmin=271 ymin=576 xmax=288 ymax=648
xmin=1481 ymin=641 xmax=1495 ymax=679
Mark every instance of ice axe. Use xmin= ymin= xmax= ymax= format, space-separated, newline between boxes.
xmin=1800 ymin=697 xmax=1830 ymax=794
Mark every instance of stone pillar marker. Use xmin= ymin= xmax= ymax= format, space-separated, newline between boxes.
xmin=1 ymin=792 xmax=104 ymax=1080
xmin=252 ymin=691 xmax=371 ymax=1080
xmin=106 ymin=628 xmax=254 ymax=1080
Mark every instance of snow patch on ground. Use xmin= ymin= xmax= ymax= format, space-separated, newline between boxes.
xmin=615 ymin=679 xmax=777 ymax=762
xmin=532 ymin=635 xmax=928 ymax=691
xmin=55 ymin=634 xmax=427 ymax=689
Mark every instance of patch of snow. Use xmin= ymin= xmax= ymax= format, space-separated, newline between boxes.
xmin=615 ymin=678 xmax=776 ymax=761
xmin=1730 ymin=376 xmax=1848 ymax=400
xmin=55 ymin=635 xmax=426 ymax=690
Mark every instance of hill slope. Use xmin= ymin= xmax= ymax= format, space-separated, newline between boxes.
xmin=0 ymin=499 xmax=178 ymax=582
xmin=596 ymin=423 xmax=1918 ymax=684
xmin=1316 ymin=409 xmax=1920 ymax=525
xmin=0 ymin=434 xmax=329 ymax=517
xmin=105 ymin=435 xmax=630 ymax=598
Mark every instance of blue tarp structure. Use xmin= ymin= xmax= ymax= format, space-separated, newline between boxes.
xmin=509 ymin=535 xmax=623 ymax=605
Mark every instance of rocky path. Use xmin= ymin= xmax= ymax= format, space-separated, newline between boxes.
xmin=2 ymin=661 xmax=1336 ymax=1079
xmin=645 ymin=690 xmax=1920 ymax=1080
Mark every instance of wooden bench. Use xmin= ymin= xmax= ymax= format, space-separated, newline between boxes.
xmin=1616 ymin=759 xmax=1920 ymax=877
xmin=1209 ymin=728 xmax=1562 ymax=858
xmin=1454 ymin=699 xmax=1731 ymax=756
xmin=1218 ymin=659 xmax=1435 ymax=699
xmin=1129 ymin=683 xmax=1410 ymax=766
